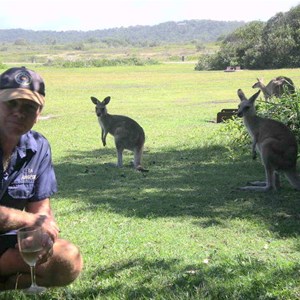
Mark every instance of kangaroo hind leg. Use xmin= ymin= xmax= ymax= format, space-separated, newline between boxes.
xmin=134 ymin=146 xmax=148 ymax=172
xmin=239 ymin=163 xmax=276 ymax=192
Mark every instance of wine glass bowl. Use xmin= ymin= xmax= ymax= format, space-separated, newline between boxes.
xmin=17 ymin=226 xmax=46 ymax=294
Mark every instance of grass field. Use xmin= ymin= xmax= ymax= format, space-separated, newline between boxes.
xmin=0 ymin=42 xmax=213 ymax=64
xmin=2 ymin=64 xmax=300 ymax=299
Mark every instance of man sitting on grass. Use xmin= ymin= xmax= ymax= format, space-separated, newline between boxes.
xmin=0 ymin=66 xmax=83 ymax=290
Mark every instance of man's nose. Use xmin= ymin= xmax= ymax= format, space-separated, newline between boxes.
xmin=11 ymin=106 xmax=26 ymax=118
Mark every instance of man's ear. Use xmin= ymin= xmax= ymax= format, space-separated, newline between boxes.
xmin=35 ymin=110 xmax=42 ymax=123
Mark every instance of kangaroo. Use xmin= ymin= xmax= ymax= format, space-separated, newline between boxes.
xmin=91 ymin=96 xmax=148 ymax=172
xmin=252 ymin=76 xmax=295 ymax=101
xmin=236 ymin=89 xmax=300 ymax=191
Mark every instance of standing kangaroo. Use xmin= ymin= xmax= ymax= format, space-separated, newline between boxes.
xmin=236 ymin=89 xmax=300 ymax=191
xmin=252 ymin=76 xmax=295 ymax=101
xmin=91 ymin=96 xmax=148 ymax=172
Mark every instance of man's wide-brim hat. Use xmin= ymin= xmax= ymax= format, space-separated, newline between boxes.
xmin=0 ymin=66 xmax=45 ymax=106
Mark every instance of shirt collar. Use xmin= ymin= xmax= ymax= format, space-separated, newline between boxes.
xmin=16 ymin=131 xmax=38 ymax=159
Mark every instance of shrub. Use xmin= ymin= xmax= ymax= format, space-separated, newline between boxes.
xmin=0 ymin=62 xmax=7 ymax=69
xmin=44 ymin=57 xmax=160 ymax=68
xmin=194 ymin=54 xmax=213 ymax=71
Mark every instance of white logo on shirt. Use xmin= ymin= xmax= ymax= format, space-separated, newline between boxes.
xmin=21 ymin=168 xmax=36 ymax=181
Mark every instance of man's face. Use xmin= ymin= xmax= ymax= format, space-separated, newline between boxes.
xmin=0 ymin=99 xmax=41 ymax=137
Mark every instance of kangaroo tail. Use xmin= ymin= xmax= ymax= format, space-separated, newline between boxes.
xmin=285 ymin=169 xmax=300 ymax=190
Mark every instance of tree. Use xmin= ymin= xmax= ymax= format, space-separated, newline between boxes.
xmin=260 ymin=13 xmax=296 ymax=68
xmin=201 ymin=21 xmax=264 ymax=70
xmin=195 ymin=4 xmax=300 ymax=70
xmin=14 ymin=38 xmax=28 ymax=45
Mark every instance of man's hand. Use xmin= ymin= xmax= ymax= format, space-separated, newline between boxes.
xmin=35 ymin=215 xmax=60 ymax=242
xmin=37 ymin=233 xmax=54 ymax=265
xmin=27 ymin=199 xmax=60 ymax=242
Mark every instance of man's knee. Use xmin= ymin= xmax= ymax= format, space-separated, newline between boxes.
xmin=40 ymin=239 xmax=83 ymax=286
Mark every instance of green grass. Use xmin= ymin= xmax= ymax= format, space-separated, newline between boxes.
xmin=0 ymin=42 xmax=209 ymax=64
xmin=2 ymin=64 xmax=300 ymax=299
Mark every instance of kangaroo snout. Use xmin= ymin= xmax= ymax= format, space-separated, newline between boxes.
xmin=237 ymin=111 xmax=243 ymax=118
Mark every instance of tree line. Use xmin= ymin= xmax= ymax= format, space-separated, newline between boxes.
xmin=0 ymin=20 xmax=244 ymax=46
xmin=195 ymin=4 xmax=300 ymax=70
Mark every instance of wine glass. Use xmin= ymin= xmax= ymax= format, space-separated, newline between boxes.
xmin=17 ymin=226 xmax=46 ymax=294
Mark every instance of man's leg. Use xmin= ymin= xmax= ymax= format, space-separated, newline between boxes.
xmin=0 ymin=239 xmax=83 ymax=290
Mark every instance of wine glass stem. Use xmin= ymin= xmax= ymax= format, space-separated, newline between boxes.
xmin=30 ymin=265 xmax=37 ymax=287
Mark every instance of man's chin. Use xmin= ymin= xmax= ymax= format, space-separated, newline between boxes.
xmin=6 ymin=125 xmax=27 ymax=136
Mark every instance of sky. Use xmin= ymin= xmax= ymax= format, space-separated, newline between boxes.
xmin=0 ymin=0 xmax=299 ymax=32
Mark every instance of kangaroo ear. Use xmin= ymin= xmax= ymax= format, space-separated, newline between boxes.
xmin=249 ymin=90 xmax=261 ymax=103
xmin=91 ymin=96 xmax=98 ymax=104
xmin=103 ymin=96 xmax=111 ymax=105
xmin=237 ymin=89 xmax=247 ymax=101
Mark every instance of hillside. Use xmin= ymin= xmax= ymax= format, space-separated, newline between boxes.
xmin=0 ymin=19 xmax=245 ymax=45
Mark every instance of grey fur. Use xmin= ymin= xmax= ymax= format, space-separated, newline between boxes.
xmin=237 ymin=89 xmax=300 ymax=191
xmin=91 ymin=96 xmax=148 ymax=172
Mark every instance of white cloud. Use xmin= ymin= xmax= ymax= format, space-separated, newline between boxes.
xmin=0 ymin=0 xmax=299 ymax=31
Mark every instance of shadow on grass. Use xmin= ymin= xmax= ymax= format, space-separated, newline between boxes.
xmin=2 ymin=146 xmax=297 ymax=299
xmin=50 ymin=145 xmax=299 ymax=300
xmin=2 ymin=255 xmax=298 ymax=299
xmin=63 ymin=256 xmax=299 ymax=299
xmin=54 ymin=144 xmax=300 ymax=239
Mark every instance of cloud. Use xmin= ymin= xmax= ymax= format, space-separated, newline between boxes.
xmin=0 ymin=0 xmax=298 ymax=31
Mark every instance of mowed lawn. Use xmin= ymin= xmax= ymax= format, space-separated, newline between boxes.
xmin=2 ymin=64 xmax=300 ymax=299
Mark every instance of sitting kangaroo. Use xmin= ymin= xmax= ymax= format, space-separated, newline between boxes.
xmin=91 ymin=96 xmax=148 ymax=172
xmin=236 ymin=89 xmax=300 ymax=191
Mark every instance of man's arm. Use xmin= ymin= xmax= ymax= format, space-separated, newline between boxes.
xmin=0 ymin=206 xmax=37 ymax=233
xmin=0 ymin=199 xmax=60 ymax=241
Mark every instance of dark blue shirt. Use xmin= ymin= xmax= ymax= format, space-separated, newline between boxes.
xmin=0 ymin=130 xmax=57 ymax=210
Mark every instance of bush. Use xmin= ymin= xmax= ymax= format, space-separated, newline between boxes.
xmin=218 ymin=116 xmax=249 ymax=159
xmin=44 ymin=57 xmax=160 ymax=68
xmin=194 ymin=54 xmax=213 ymax=71
xmin=257 ymin=91 xmax=300 ymax=138
xmin=0 ymin=62 xmax=7 ymax=69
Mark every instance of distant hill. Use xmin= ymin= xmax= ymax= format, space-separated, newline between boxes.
xmin=0 ymin=20 xmax=245 ymax=45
